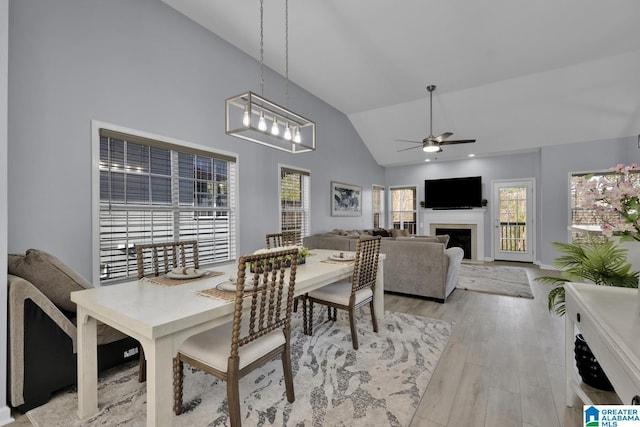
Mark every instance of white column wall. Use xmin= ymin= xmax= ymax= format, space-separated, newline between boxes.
xmin=0 ymin=0 xmax=13 ymax=424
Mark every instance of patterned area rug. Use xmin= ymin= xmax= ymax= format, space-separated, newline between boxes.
xmin=458 ymin=263 xmax=534 ymax=299
xmin=27 ymin=311 xmax=452 ymax=426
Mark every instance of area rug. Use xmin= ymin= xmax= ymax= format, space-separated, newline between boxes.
xmin=458 ymin=263 xmax=534 ymax=299
xmin=27 ymin=310 xmax=453 ymax=427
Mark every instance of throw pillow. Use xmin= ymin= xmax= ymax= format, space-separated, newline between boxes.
xmin=391 ymin=229 xmax=410 ymax=239
xmin=7 ymin=249 xmax=92 ymax=313
xmin=435 ymin=234 xmax=450 ymax=246
xmin=372 ymin=228 xmax=390 ymax=237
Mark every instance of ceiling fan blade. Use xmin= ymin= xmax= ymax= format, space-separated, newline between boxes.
xmin=433 ymin=132 xmax=453 ymax=143
xmin=396 ymin=145 xmax=422 ymax=152
xmin=440 ymin=139 xmax=476 ymax=145
xmin=395 ymin=139 xmax=423 ymax=144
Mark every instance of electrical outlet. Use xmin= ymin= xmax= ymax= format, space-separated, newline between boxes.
xmin=124 ymin=347 xmax=139 ymax=358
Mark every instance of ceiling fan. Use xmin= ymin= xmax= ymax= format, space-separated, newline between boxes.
xmin=397 ymin=85 xmax=476 ymax=153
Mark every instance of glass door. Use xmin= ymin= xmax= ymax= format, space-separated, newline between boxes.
xmin=492 ymin=179 xmax=534 ymax=262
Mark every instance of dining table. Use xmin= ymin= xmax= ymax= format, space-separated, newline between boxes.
xmin=71 ymin=249 xmax=385 ymax=427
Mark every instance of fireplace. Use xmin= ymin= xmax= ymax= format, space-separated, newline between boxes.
xmin=437 ymin=227 xmax=472 ymax=259
xmin=421 ymin=209 xmax=485 ymax=262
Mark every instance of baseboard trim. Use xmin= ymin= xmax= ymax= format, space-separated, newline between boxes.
xmin=0 ymin=405 xmax=14 ymax=426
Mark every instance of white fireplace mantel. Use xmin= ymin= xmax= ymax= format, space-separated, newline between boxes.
xmin=421 ymin=208 xmax=486 ymax=262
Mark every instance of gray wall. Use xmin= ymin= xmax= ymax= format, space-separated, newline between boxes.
xmin=539 ymin=136 xmax=639 ymax=265
xmin=385 ymin=151 xmax=541 ymax=262
xmin=7 ymin=0 xmax=384 ymax=281
xmin=1 ymin=0 xmax=10 ymax=421
xmin=385 ymin=137 xmax=640 ymax=266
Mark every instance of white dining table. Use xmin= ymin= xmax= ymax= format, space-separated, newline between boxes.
xmin=71 ymin=249 xmax=385 ymax=427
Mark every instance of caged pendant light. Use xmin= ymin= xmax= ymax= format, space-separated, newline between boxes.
xmin=225 ymin=0 xmax=315 ymax=153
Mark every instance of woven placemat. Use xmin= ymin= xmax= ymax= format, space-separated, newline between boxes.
xmin=321 ymin=259 xmax=355 ymax=265
xmin=144 ymin=271 xmax=224 ymax=286
xmin=197 ymin=287 xmax=238 ymax=301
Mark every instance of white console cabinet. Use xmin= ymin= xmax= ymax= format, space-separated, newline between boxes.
xmin=565 ymin=282 xmax=640 ymax=406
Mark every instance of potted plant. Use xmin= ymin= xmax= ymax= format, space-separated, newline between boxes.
xmin=536 ymin=238 xmax=638 ymax=390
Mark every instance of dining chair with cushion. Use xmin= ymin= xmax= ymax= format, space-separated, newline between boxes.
xmin=134 ymin=240 xmax=199 ymax=279
xmin=134 ymin=240 xmax=200 ymax=381
xmin=265 ymin=231 xmax=297 ymax=249
xmin=173 ymin=247 xmax=299 ymax=426
xmin=304 ymin=235 xmax=381 ymax=350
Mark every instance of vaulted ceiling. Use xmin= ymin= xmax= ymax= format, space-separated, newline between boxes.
xmin=162 ymin=0 xmax=640 ymax=166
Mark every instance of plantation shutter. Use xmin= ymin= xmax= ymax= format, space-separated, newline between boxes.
xmin=99 ymin=128 xmax=237 ymax=283
xmin=280 ymin=167 xmax=310 ymax=245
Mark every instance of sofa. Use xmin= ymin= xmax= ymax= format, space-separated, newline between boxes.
xmin=7 ymin=249 xmax=140 ymax=412
xmin=303 ymin=229 xmax=464 ymax=302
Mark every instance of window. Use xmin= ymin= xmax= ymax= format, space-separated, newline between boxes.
xmin=95 ymin=126 xmax=237 ymax=283
xmin=372 ymin=185 xmax=385 ymax=229
xmin=570 ymin=169 xmax=640 ymax=243
xmin=279 ymin=166 xmax=310 ymax=245
xmin=390 ymin=186 xmax=417 ymax=233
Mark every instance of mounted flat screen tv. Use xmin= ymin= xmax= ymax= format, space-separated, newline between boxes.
xmin=425 ymin=176 xmax=482 ymax=209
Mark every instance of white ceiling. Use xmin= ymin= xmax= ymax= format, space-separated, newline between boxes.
xmin=162 ymin=0 xmax=640 ymax=166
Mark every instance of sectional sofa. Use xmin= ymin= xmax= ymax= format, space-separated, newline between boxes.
xmin=303 ymin=229 xmax=464 ymax=302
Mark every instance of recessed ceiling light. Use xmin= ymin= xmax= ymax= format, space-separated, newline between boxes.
xmin=468 ymin=154 xmax=475 ymax=157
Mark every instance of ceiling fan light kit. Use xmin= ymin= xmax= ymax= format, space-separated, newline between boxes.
xmin=396 ymin=84 xmax=476 ymax=155
xmin=225 ymin=0 xmax=316 ymax=153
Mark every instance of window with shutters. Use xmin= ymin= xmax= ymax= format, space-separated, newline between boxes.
xmin=570 ymin=169 xmax=640 ymax=243
xmin=372 ymin=185 xmax=385 ymax=229
xmin=94 ymin=124 xmax=237 ymax=283
xmin=279 ymin=166 xmax=310 ymax=245
xmin=390 ymin=186 xmax=417 ymax=234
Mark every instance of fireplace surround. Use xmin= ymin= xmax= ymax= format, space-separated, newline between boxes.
xmin=422 ymin=209 xmax=485 ymax=262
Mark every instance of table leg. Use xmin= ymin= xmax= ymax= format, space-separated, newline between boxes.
xmin=375 ymin=259 xmax=385 ymax=324
xmin=76 ymin=308 xmax=98 ymax=419
xmin=565 ymin=313 xmax=576 ymax=406
xmin=143 ymin=336 xmax=175 ymax=427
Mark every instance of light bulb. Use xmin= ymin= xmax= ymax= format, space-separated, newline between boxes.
xmin=284 ymin=123 xmax=292 ymax=140
xmin=293 ymin=126 xmax=301 ymax=143
xmin=271 ymin=117 xmax=280 ymax=136
xmin=242 ymin=105 xmax=250 ymax=126
xmin=423 ymin=140 xmax=440 ymax=153
xmin=258 ymin=112 xmax=267 ymax=131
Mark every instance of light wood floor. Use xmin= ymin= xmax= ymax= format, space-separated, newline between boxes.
xmin=7 ymin=261 xmax=618 ymax=426
xmin=390 ymin=261 xmax=619 ymax=427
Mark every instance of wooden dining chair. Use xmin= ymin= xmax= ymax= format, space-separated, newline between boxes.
xmin=265 ymin=231 xmax=297 ymax=249
xmin=134 ymin=240 xmax=200 ymax=382
xmin=304 ymin=236 xmax=381 ymax=350
xmin=266 ymin=232 xmax=305 ymax=312
xmin=134 ymin=240 xmax=199 ymax=279
xmin=173 ymin=247 xmax=299 ymax=426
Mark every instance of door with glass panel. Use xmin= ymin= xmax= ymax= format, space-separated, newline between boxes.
xmin=492 ymin=179 xmax=534 ymax=262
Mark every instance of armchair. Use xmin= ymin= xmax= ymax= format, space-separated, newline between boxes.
xmin=7 ymin=249 xmax=139 ymax=412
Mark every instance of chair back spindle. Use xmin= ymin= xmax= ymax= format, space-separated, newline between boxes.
xmin=265 ymin=232 xmax=298 ymax=249
xmin=134 ymin=240 xmax=199 ymax=279
xmin=231 ymin=248 xmax=298 ymax=359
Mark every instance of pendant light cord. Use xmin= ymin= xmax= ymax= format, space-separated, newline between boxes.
xmin=285 ymin=0 xmax=289 ymax=108
xmin=259 ymin=0 xmax=264 ymax=97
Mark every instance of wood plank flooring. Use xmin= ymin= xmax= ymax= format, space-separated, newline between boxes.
xmin=385 ymin=261 xmax=619 ymax=427
xmin=7 ymin=262 xmax=619 ymax=426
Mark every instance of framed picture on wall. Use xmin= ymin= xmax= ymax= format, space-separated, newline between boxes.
xmin=331 ymin=181 xmax=362 ymax=216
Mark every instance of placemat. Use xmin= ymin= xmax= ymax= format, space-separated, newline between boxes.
xmin=197 ymin=287 xmax=238 ymax=301
xmin=143 ymin=271 xmax=224 ymax=286
xmin=321 ymin=259 xmax=355 ymax=265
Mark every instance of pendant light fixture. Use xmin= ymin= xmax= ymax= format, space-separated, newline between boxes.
xmin=225 ymin=0 xmax=316 ymax=153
